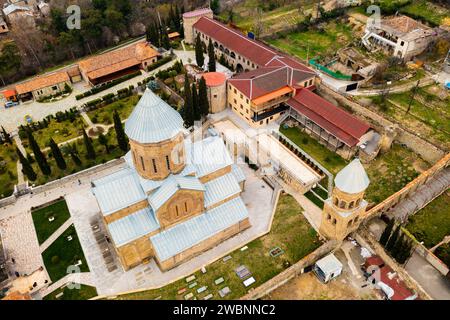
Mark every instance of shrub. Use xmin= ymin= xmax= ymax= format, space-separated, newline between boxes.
xmin=147 ymin=56 xmax=173 ymax=72
xmin=51 ymin=256 xmax=60 ymax=264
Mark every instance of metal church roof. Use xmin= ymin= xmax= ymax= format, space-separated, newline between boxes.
xmin=148 ymin=175 xmax=205 ymax=211
xmin=124 ymin=89 xmax=184 ymax=144
xmin=108 ymin=207 xmax=160 ymax=246
xmin=150 ymin=197 xmax=249 ymax=261
xmin=92 ymin=168 xmax=147 ymax=215
xmin=334 ymin=158 xmax=370 ymax=194
xmin=204 ymin=173 xmax=242 ymax=208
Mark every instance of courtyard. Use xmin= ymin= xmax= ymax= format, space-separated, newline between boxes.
xmin=114 ymin=193 xmax=321 ymax=300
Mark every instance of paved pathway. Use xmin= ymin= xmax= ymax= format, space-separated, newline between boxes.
xmin=39 ymin=272 xmax=94 ymax=297
xmin=12 ymin=134 xmax=26 ymax=185
xmin=387 ymin=168 xmax=450 ymax=222
xmin=405 ymin=252 xmax=450 ymax=300
xmin=39 ymin=218 xmax=73 ymax=253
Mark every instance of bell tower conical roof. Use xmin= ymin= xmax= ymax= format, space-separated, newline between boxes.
xmin=334 ymin=158 xmax=370 ymax=194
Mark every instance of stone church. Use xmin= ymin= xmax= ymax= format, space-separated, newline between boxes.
xmin=91 ymin=89 xmax=250 ymax=271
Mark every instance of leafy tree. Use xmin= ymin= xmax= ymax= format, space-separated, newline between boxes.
xmin=191 ymin=83 xmax=200 ymax=121
xmin=210 ymin=0 xmax=220 ymax=15
xmin=195 ymin=33 xmax=204 ymax=68
xmin=16 ymin=147 xmax=36 ymax=181
xmin=113 ymin=110 xmax=128 ymax=152
xmin=198 ymin=77 xmax=210 ymax=117
xmin=98 ymin=133 xmax=110 ymax=154
xmin=0 ymin=42 xmax=21 ymax=85
xmin=26 ymin=129 xmax=51 ymax=175
xmin=49 ymin=138 xmax=66 ymax=170
xmin=1 ymin=126 xmax=11 ymax=144
xmin=82 ymin=130 xmax=96 ymax=160
xmin=386 ymin=224 xmax=401 ymax=253
xmin=207 ymin=39 xmax=216 ymax=72
xmin=379 ymin=219 xmax=395 ymax=246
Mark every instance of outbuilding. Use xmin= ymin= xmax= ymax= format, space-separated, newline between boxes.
xmin=314 ymin=253 xmax=343 ymax=283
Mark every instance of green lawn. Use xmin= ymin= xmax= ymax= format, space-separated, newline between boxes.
xmin=31 ymin=199 xmax=71 ymax=245
xmin=364 ymin=143 xmax=429 ymax=205
xmin=0 ymin=142 xmax=18 ymax=198
xmin=279 ymin=126 xmax=348 ymax=175
xmin=368 ymin=85 xmax=450 ymax=149
xmin=44 ymin=284 xmax=98 ymax=300
xmin=400 ymin=0 xmax=449 ymax=26
xmin=266 ymin=21 xmax=353 ymax=60
xmin=42 ymin=224 xmax=89 ymax=282
xmin=115 ymin=194 xmax=322 ymax=300
xmin=406 ymin=192 xmax=450 ymax=249
xmin=304 ymin=185 xmax=328 ymax=209
xmin=22 ymin=117 xmax=86 ymax=152
xmin=87 ymin=95 xmax=139 ymax=125
xmin=31 ymin=127 xmax=127 ymax=186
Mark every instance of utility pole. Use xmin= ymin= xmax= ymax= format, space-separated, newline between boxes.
xmin=406 ymin=80 xmax=420 ymax=115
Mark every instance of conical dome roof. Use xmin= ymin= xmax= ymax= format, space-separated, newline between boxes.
xmin=334 ymin=158 xmax=370 ymax=194
xmin=125 ymin=89 xmax=184 ymax=144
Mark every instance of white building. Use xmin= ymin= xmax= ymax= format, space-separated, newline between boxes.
xmin=362 ymin=15 xmax=436 ymax=61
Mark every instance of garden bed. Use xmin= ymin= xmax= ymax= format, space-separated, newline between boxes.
xmin=0 ymin=142 xmax=18 ymax=198
xmin=87 ymin=95 xmax=139 ymax=125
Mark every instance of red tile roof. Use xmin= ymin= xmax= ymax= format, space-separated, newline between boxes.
xmin=202 ymin=72 xmax=227 ymax=87
xmin=287 ymin=88 xmax=371 ymax=147
xmin=365 ymin=255 xmax=416 ymax=300
xmin=182 ymin=8 xmax=212 ymax=18
xmin=193 ymin=17 xmax=316 ymax=73
xmin=228 ymin=66 xmax=312 ymax=100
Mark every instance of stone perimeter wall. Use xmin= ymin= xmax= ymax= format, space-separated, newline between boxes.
xmin=318 ymin=85 xmax=445 ymax=164
xmin=364 ymin=153 xmax=450 ymax=221
xmin=241 ymin=240 xmax=339 ymax=300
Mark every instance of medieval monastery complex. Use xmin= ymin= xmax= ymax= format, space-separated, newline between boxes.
xmin=92 ymin=89 xmax=250 ymax=271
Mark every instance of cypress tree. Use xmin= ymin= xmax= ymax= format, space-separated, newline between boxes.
xmin=49 ymin=138 xmax=66 ymax=170
xmin=82 ymin=130 xmax=96 ymax=160
xmin=208 ymin=38 xmax=216 ymax=72
xmin=195 ymin=33 xmax=204 ymax=68
xmin=113 ymin=110 xmax=129 ymax=152
xmin=386 ymin=224 xmax=401 ymax=253
xmin=379 ymin=219 xmax=395 ymax=246
xmin=69 ymin=144 xmax=82 ymax=166
xmin=1 ymin=126 xmax=11 ymax=144
xmin=391 ymin=232 xmax=405 ymax=261
xmin=26 ymin=129 xmax=50 ymax=175
xmin=198 ymin=77 xmax=210 ymax=117
xmin=16 ymin=147 xmax=36 ymax=181
xmin=98 ymin=133 xmax=110 ymax=154
xmin=191 ymin=83 xmax=200 ymax=121
xmin=182 ymin=74 xmax=194 ymax=127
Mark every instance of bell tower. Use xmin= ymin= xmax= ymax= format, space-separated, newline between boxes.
xmin=125 ymin=89 xmax=186 ymax=180
xmin=319 ymin=158 xmax=370 ymax=241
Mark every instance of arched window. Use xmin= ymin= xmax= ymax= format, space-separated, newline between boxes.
xmin=165 ymin=155 xmax=171 ymax=170
xmin=332 ymin=218 xmax=337 ymax=225
xmin=225 ymin=48 xmax=230 ymax=55
xmin=334 ymin=197 xmax=339 ymax=206
xmin=230 ymin=52 xmax=236 ymax=59
xmin=140 ymin=156 xmax=145 ymax=171
xmin=356 ymin=198 xmax=361 ymax=206
xmin=214 ymin=41 xmax=218 ymax=48
xmin=152 ymin=158 xmax=157 ymax=173
xmin=327 ymin=213 xmax=331 ymax=220
xmin=339 ymin=200 xmax=346 ymax=209
xmin=349 ymin=201 xmax=355 ymax=209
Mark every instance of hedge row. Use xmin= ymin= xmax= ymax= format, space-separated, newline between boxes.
xmin=147 ymin=56 xmax=173 ymax=72
xmin=75 ymin=71 xmax=142 ymax=100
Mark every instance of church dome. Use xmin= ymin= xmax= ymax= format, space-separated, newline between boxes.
xmin=125 ymin=89 xmax=184 ymax=144
xmin=334 ymin=158 xmax=370 ymax=194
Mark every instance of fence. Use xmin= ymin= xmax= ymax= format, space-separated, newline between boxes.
xmin=241 ymin=240 xmax=339 ymax=300
xmin=309 ymin=59 xmax=352 ymax=81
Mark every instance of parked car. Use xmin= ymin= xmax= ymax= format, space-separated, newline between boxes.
xmin=4 ymin=101 xmax=19 ymax=108
xmin=24 ymin=114 xmax=33 ymax=124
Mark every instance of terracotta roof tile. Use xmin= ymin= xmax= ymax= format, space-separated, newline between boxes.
xmin=78 ymin=42 xmax=159 ymax=80
xmin=15 ymin=71 xmax=69 ymax=95
xmin=287 ymin=88 xmax=370 ymax=147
